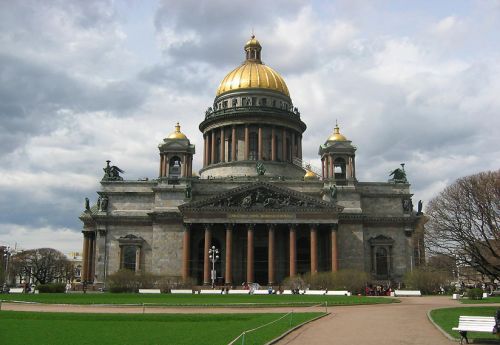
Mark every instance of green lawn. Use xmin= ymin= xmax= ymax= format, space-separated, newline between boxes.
xmin=0 ymin=293 xmax=395 ymax=306
xmin=460 ymin=296 xmax=500 ymax=304
xmin=430 ymin=307 xmax=499 ymax=343
xmin=0 ymin=311 xmax=321 ymax=345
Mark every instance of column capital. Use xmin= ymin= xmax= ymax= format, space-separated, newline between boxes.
xmin=247 ymin=223 xmax=256 ymax=230
xmin=330 ymin=223 xmax=339 ymax=231
xmin=203 ymin=223 xmax=213 ymax=231
xmin=267 ymin=224 xmax=276 ymax=230
xmin=225 ymin=223 xmax=235 ymax=230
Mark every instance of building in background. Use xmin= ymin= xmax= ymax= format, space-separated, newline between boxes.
xmin=80 ymin=36 xmax=426 ymax=287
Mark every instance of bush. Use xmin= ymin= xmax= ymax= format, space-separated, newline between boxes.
xmin=466 ymin=288 xmax=483 ymax=300
xmin=282 ymin=270 xmax=369 ymax=293
xmin=403 ymin=268 xmax=448 ymax=294
xmin=107 ymin=270 xmax=191 ymax=293
xmin=38 ymin=283 xmax=66 ymax=293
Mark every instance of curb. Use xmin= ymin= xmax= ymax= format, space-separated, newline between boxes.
xmin=265 ymin=312 xmax=331 ymax=345
xmin=426 ymin=309 xmax=458 ymax=342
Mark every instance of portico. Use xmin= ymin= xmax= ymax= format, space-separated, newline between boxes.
xmin=179 ymin=181 xmax=342 ymax=285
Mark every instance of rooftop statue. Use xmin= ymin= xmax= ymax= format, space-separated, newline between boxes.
xmin=102 ymin=160 xmax=124 ymax=181
xmin=389 ymin=163 xmax=408 ymax=183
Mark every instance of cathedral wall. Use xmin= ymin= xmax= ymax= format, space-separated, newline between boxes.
xmin=337 ymin=223 xmax=365 ymax=271
xmin=361 ymin=197 xmax=403 ymax=216
xmin=151 ymin=222 xmax=184 ymax=276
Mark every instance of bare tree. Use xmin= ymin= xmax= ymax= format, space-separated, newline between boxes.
xmin=425 ymin=170 xmax=500 ymax=281
xmin=11 ymin=248 xmax=74 ymax=285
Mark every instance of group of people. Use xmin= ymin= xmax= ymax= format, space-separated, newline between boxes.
xmin=365 ymin=285 xmax=392 ymax=296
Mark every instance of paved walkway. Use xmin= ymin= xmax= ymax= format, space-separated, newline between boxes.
xmin=277 ymin=296 xmax=497 ymax=345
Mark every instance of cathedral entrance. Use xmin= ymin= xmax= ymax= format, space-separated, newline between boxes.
xmin=254 ymin=246 xmax=267 ymax=285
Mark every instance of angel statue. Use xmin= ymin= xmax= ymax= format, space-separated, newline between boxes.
xmin=389 ymin=163 xmax=408 ymax=183
xmin=102 ymin=160 xmax=125 ymax=181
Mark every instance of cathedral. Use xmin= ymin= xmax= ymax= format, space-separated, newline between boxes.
xmin=80 ymin=36 xmax=426 ymax=287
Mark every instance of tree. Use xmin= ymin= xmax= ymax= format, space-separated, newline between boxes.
xmin=11 ymin=248 xmax=74 ymax=285
xmin=425 ymin=170 xmax=500 ymax=281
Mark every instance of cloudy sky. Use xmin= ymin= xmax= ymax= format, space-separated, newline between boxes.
xmin=1 ymin=0 xmax=499 ymax=254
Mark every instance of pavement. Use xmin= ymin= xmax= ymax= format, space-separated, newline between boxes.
xmin=1 ymin=296 xmax=499 ymax=344
xmin=277 ymin=296 xmax=499 ymax=345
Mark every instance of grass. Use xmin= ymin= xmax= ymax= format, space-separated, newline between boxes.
xmin=0 ymin=293 xmax=395 ymax=306
xmin=460 ymin=296 xmax=500 ymax=304
xmin=0 ymin=311 xmax=322 ymax=345
xmin=430 ymin=307 xmax=500 ymax=342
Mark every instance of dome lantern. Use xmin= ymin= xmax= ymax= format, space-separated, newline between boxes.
xmin=244 ymin=35 xmax=262 ymax=62
xmin=167 ymin=122 xmax=188 ymax=140
xmin=327 ymin=121 xmax=347 ymax=142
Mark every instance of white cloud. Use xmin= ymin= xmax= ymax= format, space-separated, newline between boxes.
xmin=0 ymin=224 xmax=82 ymax=254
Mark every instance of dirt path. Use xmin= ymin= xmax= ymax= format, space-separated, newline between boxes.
xmin=276 ymin=296 xmax=498 ymax=345
xmin=0 ymin=302 xmax=324 ymax=314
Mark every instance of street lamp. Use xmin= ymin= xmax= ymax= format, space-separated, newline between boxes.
xmin=3 ymin=246 xmax=11 ymax=289
xmin=208 ymin=245 xmax=219 ymax=288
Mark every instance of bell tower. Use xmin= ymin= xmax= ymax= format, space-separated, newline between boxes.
xmin=158 ymin=123 xmax=195 ymax=179
xmin=318 ymin=122 xmax=356 ymax=185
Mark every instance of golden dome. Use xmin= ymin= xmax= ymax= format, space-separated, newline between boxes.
xmin=167 ymin=122 xmax=188 ymax=140
xmin=327 ymin=122 xmax=347 ymax=141
xmin=304 ymin=170 xmax=317 ymax=180
xmin=216 ymin=36 xmax=290 ymax=97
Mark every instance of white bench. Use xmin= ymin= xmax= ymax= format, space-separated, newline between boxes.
xmin=228 ymin=289 xmax=250 ymax=295
xmin=138 ymin=289 xmax=161 ymax=294
xmin=394 ymin=290 xmax=421 ymax=297
xmin=170 ymin=289 xmax=194 ymax=294
xmin=325 ymin=290 xmax=351 ymax=296
xmin=7 ymin=288 xmax=24 ymax=294
xmin=281 ymin=289 xmax=293 ymax=295
xmin=199 ymin=289 xmax=223 ymax=294
xmin=303 ymin=290 xmax=325 ymax=295
xmin=452 ymin=316 xmax=496 ymax=344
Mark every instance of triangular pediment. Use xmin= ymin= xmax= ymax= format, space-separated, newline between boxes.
xmin=180 ymin=181 xmax=343 ymax=212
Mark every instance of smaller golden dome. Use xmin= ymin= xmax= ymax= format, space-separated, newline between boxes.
xmin=167 ymin=122 xmax=188 ymax=140
xmin=327 ymin=122 xmax=347 ymax=141
xmin=304 ymin=170 xmax=317 ymax=180
xmin=245 ymin=35 xmax=261 ymax=50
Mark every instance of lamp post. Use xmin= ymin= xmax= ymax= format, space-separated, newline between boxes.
xmin=2 ymin=246 xmax=11 ymax=288
xmin=208 ymin=245 xmax=219 ymax=288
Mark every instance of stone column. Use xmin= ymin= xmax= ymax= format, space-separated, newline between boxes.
xmin=203 ymin=225 xmax=211 ymax=285
xmin=331 ymin=225 xmax=338 ymax=272
xmin=91 ymin=234 xmax=97 ymax=281
xmin=82 ymin=233 xmax=89 ymax=282
xmin=220 ymin=127 xmax=225 ymax=163
xmin=231 ymin=126 xmax=237 ymax=162
xmin=298 ymin=135 xmax=302 ymax=159
xmin=211 ymin=130 xmax=216 ymax=164
xmin=310 ymin=225 xmax=318 ymax=274
xmin=165 ymin=154 xmax=169 ymax=176
xmin=180 ymin=154 xmax=186 ymax=177
xmin=247 ymin=224 xmax=254 ymax=284
xmin=258 ymin=126 xmax=263 ymax=160
xmin=86 ymin=234 xmax=94 ymax=282
xmin=289 ymin=225 xmax=296 ymax=277
xmin=182 ymin=225 xmax=191 ymax=282
xmin=135 ymin=246 xmax=141 ymax=272
xmin=330 ymin=155 xmax=334 ymax=178
xmin=321 ymin=158 xmax=325 ymax=179
xmin=244 ymin=126 xmax=249 ymax=160
xmin=225 ymin=224 xmax=233 ymax=285
xmin=292 ymin=131 xmax=297 ymax=159
xmin=268 ymin=224 xmax=275 ymax=285
xmin=282 ymin=127 xmax=287 ymax=162
xmin=271 ymin=127 xmax=276 ymax=161
xmin=159 ymin=154 xmax=164 ymax=177
xmin=203 ymin=135 xmax=207 ymax=167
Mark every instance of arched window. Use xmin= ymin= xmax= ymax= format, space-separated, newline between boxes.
xmin=334 ymin=158 xmax=346 ymax=179
xmin=169 ymin=156 xmax=181 ymax=177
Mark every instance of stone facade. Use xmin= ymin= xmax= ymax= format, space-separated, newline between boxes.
xmin=80 ymin=36 xmax=425 ymax=286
